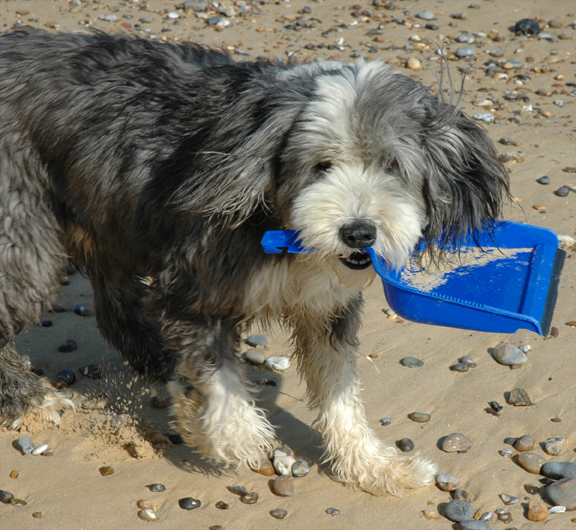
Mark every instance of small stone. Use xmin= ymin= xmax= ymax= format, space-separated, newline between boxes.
xmin=245 ymin=349 xmax=265 ymax=365
xmin=436 ymin=473 xmax=460 ymax=492
xmin=273 ymin=455 xmax=296 ymax=476
xmin=416 ymin=10 xmax=435 ymax=20
xmin=548 ymin=505 xmax=566 ymax=514
xmin=209 ymin=526 xmax=225 ymax=530
xmin=452 ymin=489 xmax=470 ymax=501
xmin=138 ymin=509 xmax=158 ymax=521
xmin=41 ymin=448 xmax=54 ymax=457
xmin=147 ymin=484 xmax=166 ymax=492
xmin=460 ymin=356 xmax=477 ymax=368
xmin=507 ymin=388 xmax=533 ymax=406
xmin=10 ymin=498 xmax=27 ymax=507
xmin=519 ymin=344 xmax=532 ymax=353
xmin=515 ymin=18 xmax=540 ymax=35
xmin=456 ymin=33 xmax=475 ymax=43
xmin=544 ymin=436 xmax=568 ymax=456
xmin=514 ymin=434 xmax=535 ymax=452
xmin=215 ymin=501 xmax=229 ymax=510
xmin=425 ymin=23 xmax=439 ymax=30
xmin=56 ymin=368 xmax=76 ymax=385
xmin=292 ymin=460 xmax=311 ymax=477
xmin=499 ymin=493 xmax=519 ymax=505
xmin=326 ymin=508 xmax=341 ymax=516
xmin=32 ymin=512 xmax=43 ymax=518
xmin=254 ymin=458 xmax=276 ymax=476
xmin=422 ymin=509 xmax=440 ymax=520
xmin=527 ymin=499 xmax=548 ymax=521
xmin=99 ymin=466 xmax=114 ymax=476
xmin=408 ymin=412 xmax=431 ymax=423
xmin=456 ymin=521 xmax=491 ymax=530
xmin=545 ymin=478 xmax=576 ymax=510
xmin=99 ymin=14 xmax=119 ymax=22
xmin=442 ymin=433 xmax=473 ymax=453
xmin=517 ymin=453 xmax=546 ymax=474
xmin=15 ymin=436 xmax=35 ymax=455
xmin=240 ymin=492 xmax=259 ymax=505
xmin=473 ymin=113 xmax=495 ymax=123
xmin=553 ymin=99 xmax=565 ymax=108
xmin=178 ymin=497 xmax=201 ymax=510
xmin=137 ymin=500 xmax=156 ymax=511
xmin=406 ymin=57 xmax=421 ymax=71
xmin=167 ymin=11 xmax=179 ymax=19
xmin=450 ymin=363 xmax=469 ymax=372
xmin=480 ymin=511 xmax=494 ymax=522
xmin=400 ymin=357 xmax=424 ymax=368
xmin=499 ymin=448 xmax=514 ymax=458
xmin=0 ymin=490 xmax=14 ymax=504
xmin=265 ymin=356 xmax=290 ymax=371
xmin=270 ymin=508 xmax=287 ymax=520
xmin=32 ymin=443 xmax=48 ymax=456
xmin=493 ymin=343 xmax=527 ymax=365
xmin=490 ymin=48 xmax=505 ymax=57
xmin=397 ymin=438 xmax=414 ymax=452
xmin=445 ymin=499 xmax=475 ymax=522
xmin=541 ymin=462 xmax=576 ymax=480
xmin=139 ymin=16 xmax=153 ymax=24
xmin=498 ymin=512 xmax=512 ymax=522
xmin=555 ymin=186 xmax=571 ymax=197
xmin=9 ymin=470 xmax=19 ymax=479
xmin=563 ymin=167 xmax=576 ymax=173
xmin=499 ymin=137 xmax=517 ymax=146
xmin=40 ymin=320 xmax=53 ymax=327
xmin=226 ymin=485 xmax=247 ymax=496
xmin=246 ymin=335 xmax=267 ymax=347
xmin=79 ymin=364 xmax=103 ymax=379
xmin=489 ymin=401 xmax=503 ymax=413
xmin=272 ymin=476 xmax=294 ymax=497
xmin=380 ymin=417 xmax=392 ymax=426
xmin=455 ymin=46 xmax=475 ymax=58
xmin=550 ymin=327 xmax=559 ymax=338
xmin=72 ymin=304 xmax=93 ymax=317
xmin=525 ymin=484 xmax=539 ymax=494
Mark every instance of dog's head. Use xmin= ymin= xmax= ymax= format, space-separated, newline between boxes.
xmin=177 ymin=60 xmax=508 ymax=270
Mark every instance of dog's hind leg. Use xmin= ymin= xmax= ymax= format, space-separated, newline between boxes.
xmin=164 ymin=318 xmax=275 ymax=468
xmin=294 ymin=295 xmax=437 ymax=496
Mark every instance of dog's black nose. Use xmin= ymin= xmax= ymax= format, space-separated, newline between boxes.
xmin=339 ymin=220 xmax=377 ymax=248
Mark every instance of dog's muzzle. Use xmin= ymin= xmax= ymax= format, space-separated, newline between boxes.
xmin=339 ymin=220 xmax=376 ymax=270
xmin=340 ymin=251 xmax=372 ymax=270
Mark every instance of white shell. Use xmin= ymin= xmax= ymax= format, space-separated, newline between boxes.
xmin=273 ymin=455 xmax=296 ymax=476
xmin=265 ymin=356 xmax=291 ymax=371
xmin=32 ymin=443 xmax=48 ymax=455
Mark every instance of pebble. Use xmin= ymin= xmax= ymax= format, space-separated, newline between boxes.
xmin=442 ymin=433 xmax=473 ymax=453
xmin=99 ymin=14 xmax=118 ymax=22
xmin=406 ymin=57 xmax=421 ymax=71
xmin=555 ymin=186 xmax=571 ymax=197
xmin=138 ymin=509 xmax=158 ymax=521
xmin=498 ymin=511 xmax=512 ymax=522
xmin=272 ymin=476 xmax=294 ymax=497
xmin=499 ymin=493 xmax=519 ymax=505
xmin=226 ymin=485 xmax=247 ymax=496
xmin=58 ymin=339 xmax=78 ymax=353
xmin=408 ymin=412 xmax=431 ymax=423
xmin=425 ymin=23 xmax=439 ymax=30
xmin=493 ymin=343 xmax=527 ymax=365
xmin=543 ymin=436 xmax=568 ymax=456
xmin=245 ymin=349 xmax=265 ymax=365
xmin=246 ymin=334 xmax=267 ymax=347
xmin=167 ymin=11 xmax=179 ymax=19
xmin=72 ymin=304 xmax=93 ymax=317
xmin=473 ymin=113 xmax=494 ymax=123
xmin=184 ymin=1 xmax=209 ymax=11
xmin=395 ymin=438 xmax=414 ymax=452
xmin=15 ymin=436 xmax=35 ymax=455
xmin=270 ymin=508 xmax=287 ymax=519
xmin=32 ymin=443 xmax=48 ymax=456
xmin=99 ymin=466 xmax=114 ymax=476
xmin=553 ymin=99 xmax=565 ymax=107
xmin=450 ymin=363 xmax=469 ymax=372
xmin=515 ymin=18 xmax=540 ymax=35
xmin=265 ymin=356 xmax=290 ymax=371
xmin=240 ymin=492 xmax=259 ymax=505
xmin=292 ymin=460 xmax=311 ymax=477
xmin=139 ymin=16 xmax=153 ymax=24
xmin=527 ymin=499 xmax=548 ymax=521
xmin=507 ymin=388 xmax=533 ymax=406
xmin=422 ymin=509 xmax=440 ymax=520
xmin=499 ymin=137 xmax=516 ymax=146
xmin=445 ymin=499 xmax=475 ymax=522
xmin=326 ymin=508 xmax=341 ymax=516
xmin=456 ymin=521 xmax=491 ymax=530
xmin=9 ymin=470 xmax=19 ymax=479
xmin=416 ymin=10 xmax=435 ymax=20
xmin=499 ymin=448 xmax=514 ymax=458
xmin=489 ymin=401 xmax=503 ymax=413
xmin=479 ymin=512 xmax=494 ymax=523
xmin=215 ymin=501 xmax=229 ymax=510
xmin=541 ymin=462 xmax=576 ymax=480
xmin=548 ymin=505 xmax=566 ymax=514
xmin=517 ymin=453 xmax=546 ymax=474
xmin=0 ymin=490 xmax=14 ymax=504
xmin=537 ymin=176 xmax=550 ymax=184
xmin=513 ymin=434 xmax=535 ymax=452
xmin=147 ymin=484 xmax=166 ymax=492
xmin=178 ymin=497 xmax=201 ymax=510
xmin=32 ymin=512 xmax=43 ymax=518
xmin=455 ymin=46 xmax=475 ymax=58
xmin=452 ymin=489 xmax=470 ymax=501
xmin=380 ymin=417 xmax=392 ymax=426
xmin=56 ymin=368 xmax=76 ymax=385
xmin=456 ymin=33 xmax=475 ymax=43
xmin=10 ymin=498 xmax=27 ymax=507
xmin=460 ymin=356 xmax=477 ymax=368
xmin=79 ymin=364 xmax=102 ymax=379
xmin=545 ymin=478 xmax=576 ymax=510
xmin=400 ymin=357 xmax=423 ymax=368
xmin=436 ymin=473 xmax=460 ymax=491
xmin=254 ymin=458 xmax=276 ymax=476
xmin=137 ymin=500 xmax=156 ymax=511
xmin=524 ymin=484 xmax=540 ymax=494
xmin=273 ymin=455 xmax=296 ymax=476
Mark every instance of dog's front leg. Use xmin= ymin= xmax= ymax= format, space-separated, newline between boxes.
xmin=164 ymin=317 xmax=275 ymax=468
xmin=295 ymin=296 xmax=436 ymax=496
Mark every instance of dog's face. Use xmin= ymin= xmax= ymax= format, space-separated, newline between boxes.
xmin=274 ymin=61 xmax=508 ymax=271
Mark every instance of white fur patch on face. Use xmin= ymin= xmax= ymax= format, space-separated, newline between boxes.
xmin=290 ymin=162 xmax=426 ymax=269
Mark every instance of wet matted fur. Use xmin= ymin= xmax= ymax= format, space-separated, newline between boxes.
xmin=0 ymin=29 xmax=508 ymax=495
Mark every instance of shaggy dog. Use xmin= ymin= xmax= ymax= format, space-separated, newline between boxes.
xmin=0 ymin=29 xmax=508 ymax=496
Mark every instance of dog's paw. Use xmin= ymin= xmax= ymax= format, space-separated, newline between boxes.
xmin=2 ymin=391 xmax=75 ymax=430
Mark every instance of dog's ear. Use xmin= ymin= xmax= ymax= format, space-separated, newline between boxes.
xmin=421 ymin=112 xmax=509 ymax=252
xmin=171 ymin=84 xmax=311 ymax=227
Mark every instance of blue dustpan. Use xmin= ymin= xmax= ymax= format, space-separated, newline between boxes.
xmin=261 ymin=222 xmax=564 ymax=336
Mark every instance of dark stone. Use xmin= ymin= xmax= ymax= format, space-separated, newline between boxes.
xmin=226 ymin=485 xmax=247 ymax=496
xmin=515 ymin=18 xmax=540 ymax=35
xmin=536 ymin=176 xmax=550 ymax=185
xmin=56 ymin=368 xmax=75 ymax=385
xmin=179 ymin=497 xmax=201 ymax=510
xmin=445 ymin=499 xmax=475 ymax=522
xmin=397 ymin=438 xmax=414 ymax=452
xmin=147 ymin=484 xmax=166 ymax=492
xmin=58 ymin=340 xmax=78 ymax=353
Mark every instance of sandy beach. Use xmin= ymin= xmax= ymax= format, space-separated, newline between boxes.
xmin=1 ymin=1 xmax=575 ymax=529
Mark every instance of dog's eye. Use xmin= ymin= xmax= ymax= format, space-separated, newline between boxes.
xmin=315 ymin=160 xmax=332 ymax=173
xmin=383 ymin=155 xmax=396 ymax=168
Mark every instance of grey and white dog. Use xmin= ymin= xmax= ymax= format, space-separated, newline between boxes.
xmin=0 ymin=30 xmax=508 ymax=495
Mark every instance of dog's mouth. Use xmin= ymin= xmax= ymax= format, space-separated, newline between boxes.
xmin=339 ymin=251 xmax=372 ymax=270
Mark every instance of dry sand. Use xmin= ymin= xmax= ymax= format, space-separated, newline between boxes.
xmin=1 ymin=1 xmax=575 ymax=529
